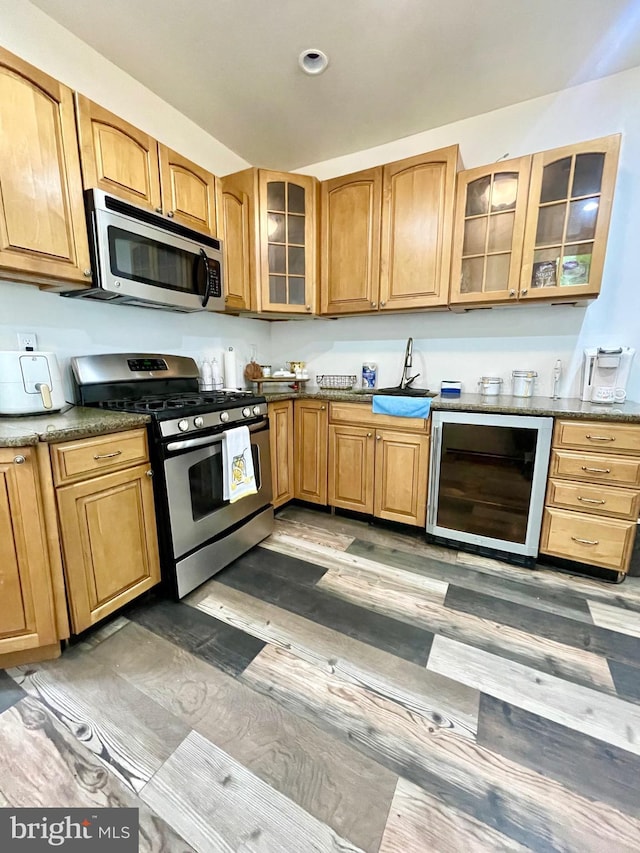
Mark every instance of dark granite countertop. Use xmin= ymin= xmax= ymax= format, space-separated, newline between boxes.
xmin=0 ymin=406 xmax=151 ymax=448
xmin=263 ymin=389 xmax=640 ymax=422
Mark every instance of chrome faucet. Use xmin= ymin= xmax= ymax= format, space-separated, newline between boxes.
xmin=400 ymin=337 xmax=420 ymax=389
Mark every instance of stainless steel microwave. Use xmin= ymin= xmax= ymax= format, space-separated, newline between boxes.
xmin=61 ymin=189 xmax=224 ymax=313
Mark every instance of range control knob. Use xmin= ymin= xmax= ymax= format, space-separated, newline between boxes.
xmin=178 ymin=419 xmax=189 ymax=432
xmin=220 ymin=411 xmax=229 ymax=423
xmin=194 ymin=416 xmax=204 ymax=428
xmin=252 ymin=405 xmax=261 ymax=416
xmin=242 ymin=407 xmax=251 ymax=418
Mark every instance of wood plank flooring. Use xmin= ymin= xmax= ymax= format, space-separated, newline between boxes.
xmin=3 ymin=504 xmax=640 ymax=851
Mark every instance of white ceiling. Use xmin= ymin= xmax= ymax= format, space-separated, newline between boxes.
xmin=31 ymin=0 xmax=640 ymax=171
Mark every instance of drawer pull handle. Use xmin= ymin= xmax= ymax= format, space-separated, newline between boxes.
xmin=571 ymin=536 xmax=599 ymax=546
xmin=93 ymin=450 xmax=123 ymax=460
xmin=577 ymin=496 xmax=606 ymax=505
xmin=586 ymin=434 xmax=615 ymax=442
xmin=581 ymin=466 xmax=611 ymax=474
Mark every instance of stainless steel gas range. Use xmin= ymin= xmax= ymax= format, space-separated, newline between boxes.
xmin=71 ymin=353 xmax=274 ymax=598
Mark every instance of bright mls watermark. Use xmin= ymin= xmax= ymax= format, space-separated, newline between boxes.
xmin=0 ymin=809 xmax=138 ymax=851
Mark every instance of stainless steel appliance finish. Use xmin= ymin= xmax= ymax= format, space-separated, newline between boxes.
xmin=72 ymin=352 xmax=273 ymax=598
xmin=427 ymin=411 xmax=553 ymax=561
xmin=61 ymin=190 xmax=224 ymax=313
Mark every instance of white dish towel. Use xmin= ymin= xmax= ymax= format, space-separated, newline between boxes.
xmin=222 ymin=425 xmax=257 ymax=503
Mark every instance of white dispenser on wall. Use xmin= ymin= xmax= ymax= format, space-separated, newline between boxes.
xmin=581 ymin=347 xmax=635 ymax=403
xmin=0 ymin=351 xmax=65 ymax=414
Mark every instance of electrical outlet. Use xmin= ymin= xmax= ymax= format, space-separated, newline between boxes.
xmin=17 ymin=331 xmax=37 ymax=351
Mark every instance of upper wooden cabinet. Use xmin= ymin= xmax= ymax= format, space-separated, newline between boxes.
xmin=450 ymin=136 xmax=620 ymax=307
xmin=0 ymin=47 xmax=90 ymax=286
xmin=76 ymin=95 xmax=217 ymax=235
xmin=220 ymin=168 xmax=318 ymax=313
xmin=321 ymin=146 xmax=459 ymax=315
xmin=217 ymin=179 xmax=252 ymax=311
xmin=520 ymin=135 xmax=620 ymax=303
xmin=321 ymin=168 xmax=382 ymax=314
xmin=0 ymin=447 xmax=58 ymax=658
xmin=450 ymin=156 xmax=532 ymax=306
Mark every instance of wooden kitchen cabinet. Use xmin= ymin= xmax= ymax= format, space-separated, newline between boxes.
xmin=327 ymin=403 xmax=430 ymax=526
xmin=520 ymin=135 xmax=620 ymax=303
xmin=0 ymin=448 xmax=59 ymax=661
xmin=76 ymin=95 xmax=217 ymax=234
xmin=268 ymin=401 xmax=295 ymax=508
xmin=450 ymin=156 xmax=532 ymax=306
xmin=541 ymin=418 xmax=640 ymax=576
xmin=321 ymin=168 xmax=382 ymax=314
xmin=0 ymin=47 xmax=90 ymax=287
xmin=328 ymin=424 xmax=375 ymax=513
xmin=321 ymin=146 xmax=459 ymax=315
xmin=217 ymin=179 xmax=252 ymax=310
xmin=55 ymin=430 xmax=161 ymax=633
xmin=294 ymin=400 xmax=328 ymax=504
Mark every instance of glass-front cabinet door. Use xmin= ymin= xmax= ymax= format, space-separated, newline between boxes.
xmin=449 ymin=156 xmax=531 ymax=305
xmin=520 ymin=135 xmax=620 ymax=301
xmin=258 ymin=171 xmax=317 ymax=313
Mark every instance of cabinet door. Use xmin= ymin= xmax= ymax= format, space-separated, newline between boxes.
xmin=159 ymin=145 xmax=216 ymax=235
xmin=57 ymin=464 xmax=161 ymax=633
xmin=520 ymin=135 xmax=620 ymax=302
xmin=76 ymin=94 xmax=162 ymax=210
xmin=294 ymin=401 xmax=328 ymax=504
xmin=321 ymin=168 xmax=382 ymax=314
xmin=328 ymin=425 xmax=375 ymax=513
xmin=259 ymin=171 xmax=317 ymax=313
xmin=218 ymin=180 xmax=252 ymax=311
xmin=374 ymin=430 xmax=429 ymax=526
xmin=449 ymin=156 xmax=531 ymax=306
xmin=0 ymin=47 xmax=90 ymax=285
xmin=0 ymin=448 xmax=57 ymax=655
xmin=380 ymin=146 xmax=459 ymax=310
xmin=268 ymin=401 xmax=294 ymax=508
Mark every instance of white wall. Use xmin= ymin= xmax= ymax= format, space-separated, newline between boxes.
xmin=281 ymin=66 xmax=640 ymax=400
xmin=0 ymin=1 xmax=267 ymax=401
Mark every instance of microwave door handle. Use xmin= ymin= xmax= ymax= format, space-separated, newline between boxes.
xmin=199 ymin=249 xmax=212 ymax=308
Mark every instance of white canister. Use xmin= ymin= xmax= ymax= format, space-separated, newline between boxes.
xmin=512 ymin=370 xmax=537 ymax=397
xmin=478 ymin=376 xmax=503 ymax=396
xmin=362 ymin=362 xmax=377 ymax=389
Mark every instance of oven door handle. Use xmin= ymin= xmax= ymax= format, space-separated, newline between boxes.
xmin=166 ymin=420 xmax=268 ymax=453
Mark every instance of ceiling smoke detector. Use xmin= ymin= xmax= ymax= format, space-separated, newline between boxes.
xmin=298 ymin=49 xmax=329 ymax=76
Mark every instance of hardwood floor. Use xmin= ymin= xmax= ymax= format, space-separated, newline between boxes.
xmin=3 ymin=505 xmax=640 ymax=851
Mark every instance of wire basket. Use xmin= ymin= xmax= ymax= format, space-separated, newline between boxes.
xmin=316 ymin=374 xmax=358 ymax=390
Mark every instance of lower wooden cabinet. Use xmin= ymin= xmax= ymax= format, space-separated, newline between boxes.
xmin=327 ymin=405 xmax=430 ymax=526
xmin=294 ymin=400 xmax=328 ymax=505
xmin=0 ymin=448 xmax=58 ymax=658
xmin=268 ymin=400 xmax=295 ymax=508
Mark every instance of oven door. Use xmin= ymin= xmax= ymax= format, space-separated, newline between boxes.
xmin=163 ymin=422 xmax=272 ymax=559
xmin=91 ymin=190 xmax=224 ymax=312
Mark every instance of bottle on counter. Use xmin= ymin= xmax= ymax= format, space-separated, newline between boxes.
xmin=211 ymin=357 xmax=223 ymax=390
xmin=199 ymin=358 xmax=213 ymax=391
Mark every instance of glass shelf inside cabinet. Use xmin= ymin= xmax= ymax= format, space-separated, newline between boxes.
xmin=267 ymin=180 xmax=306 ymax=305
xmin=530 ymin=152 xmax=604 ymax=290
xmin=460 ymin=171 xmax=518 ymax=295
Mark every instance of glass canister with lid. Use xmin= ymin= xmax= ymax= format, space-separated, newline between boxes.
xmin=512 ymin=369 xmax=537 ymax=397
xmin=478 ymin=376 xmax=503 ymax=396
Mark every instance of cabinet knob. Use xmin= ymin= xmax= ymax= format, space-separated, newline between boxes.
xmin=83 ymin=269 xmax=92 ymax=277
xmin=306 ymin=305 xmax=311 ymax=311
xmin=146 ymin=469 xmax=154 ymax=478
xmin=225 ymin=296 xmax=229 ymax=302
xmin=371 ymin=301 xmax=377 ymax=308
xmin=367 ymin=432 xmax=372 ymax=438
xmin=320 ymin=405 xmax=326 ymax=410
xmin=509 ymin=290 xmax=516 ymax=297
xmin=521 ymin=288 xmax=528 ymax=295
xmin=167 ymin=211 xmax=175 ymax=218
xmin=376 ymin=435 xmax=381 ymax=441
xmin=13 ymin=455 xmax=25 ymax=464
xmin=155 ymin=207 xmax=163 ymax=214
xmin=380 ymin=300 xmax=386 ymax=306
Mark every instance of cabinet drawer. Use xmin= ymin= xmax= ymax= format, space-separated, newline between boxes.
xmin=329 ymin=402 xmax=429 ymax=433
xmin=540 ymin=507 xmax=636 ymax=572
xmin=546 ymin=479 xmax=640 ymax=520
xmin=51 ymin=429 xmax=149 ymax=486
xmin=554 ymin=420 xmax=640 ymax=455
xmin=549 ymin=449 xmax=640 ymax=488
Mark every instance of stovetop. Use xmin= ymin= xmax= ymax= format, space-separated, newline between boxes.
xmin=97 ymin=389 xmax=264 ymax=421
